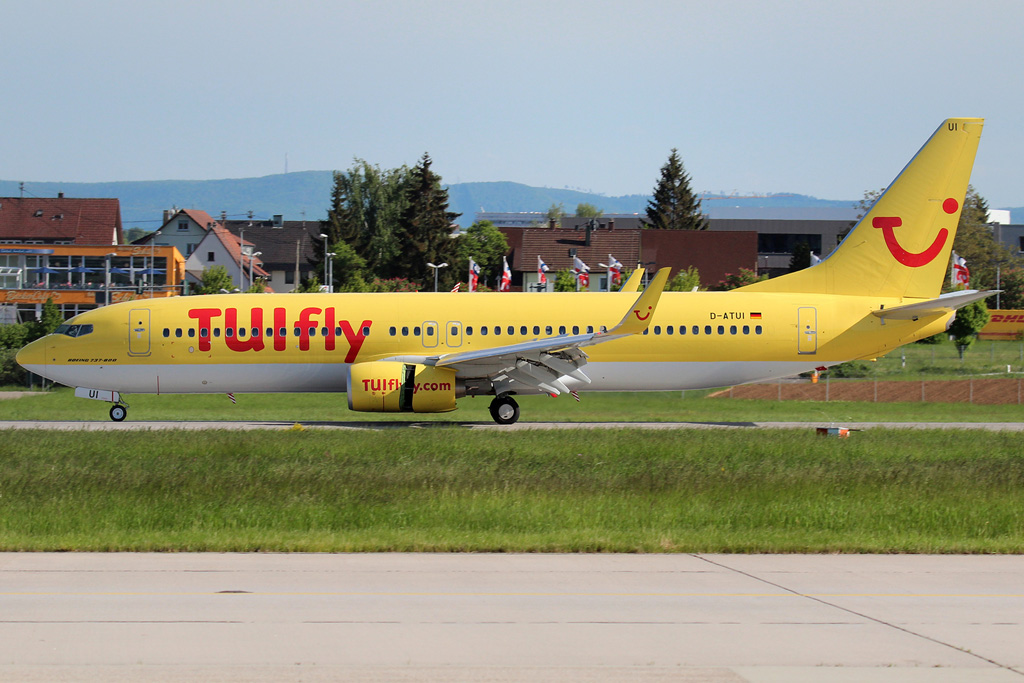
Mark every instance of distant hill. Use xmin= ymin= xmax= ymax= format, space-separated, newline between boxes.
xmin=4 ymin=174 xmax=1020 ymax=228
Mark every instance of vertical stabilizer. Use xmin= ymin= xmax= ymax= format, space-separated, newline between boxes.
xmin=738 ymin=118 xmax=983 ymax=299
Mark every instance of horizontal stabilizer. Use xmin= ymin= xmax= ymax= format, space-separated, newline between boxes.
xmin=871 ymin=290 xmax=995 ymax=320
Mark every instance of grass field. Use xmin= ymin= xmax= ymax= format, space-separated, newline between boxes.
xmin=1 ymin=428 xmax=1022 ymax=553
xmin=2 ymin=339 xmax=1022 ymax=554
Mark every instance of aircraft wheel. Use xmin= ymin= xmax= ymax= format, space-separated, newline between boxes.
xmin=109 ymin=404 xmax=127 ymax=422
xmin=489 ymin=395 xmax=520 ymax=425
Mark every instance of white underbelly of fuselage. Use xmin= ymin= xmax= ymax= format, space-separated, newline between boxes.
xmin=29 ymin=359 xmax=828 ymax=395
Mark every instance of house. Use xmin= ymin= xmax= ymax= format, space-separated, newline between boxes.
xmin=184 ymin=225 xmax=269 ymax=291
xmin=133 ymin=209 xmax=218 ymax=258
xmin=219 ymin=216 xmax=321 ymax=292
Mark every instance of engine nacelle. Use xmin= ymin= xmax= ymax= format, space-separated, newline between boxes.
xmin=347 ymin=361 xmax=457 ymax=413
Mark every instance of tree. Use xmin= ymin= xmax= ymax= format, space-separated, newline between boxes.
xmin=319 ymin=159 xmax=410 ymax=280
xmin=326 ymin=241 xmax=371 ymax=293
xmin=575 ymin=203 xmax=602 ymax=219
xmin=397 ymin=153 xmax=461 ymax=288
xmin=666 ymin=266 xmax=701 ymax=292
xmin=643 ymin=148 xmax=708 ymax=230
xmin=789 ymin=241 xmax=812 ymax=272
xmin=948 ymin=297 xmax=990 ymax=359
xmin=951 ymin=186 xmax=1018 ymax=292
xmin=37 ymin=297 xmax=63 ymax=337
xmin=711 ymin=268 xmax=766 ymax=291
xmin=193 ymin=265 xmax=235 ymax=295
xmin=996 ymin=268 xmax=1024 ymax=310
xmin=553 ymin=269 xmax=577 ymax=292
xmin=456 ymin=220 xmax=509 ymax=285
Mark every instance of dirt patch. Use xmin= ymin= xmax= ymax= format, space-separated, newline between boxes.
xmin=712 ymin=378 xmax=1024 ymax=404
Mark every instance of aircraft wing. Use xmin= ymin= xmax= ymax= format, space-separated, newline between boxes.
xmin=872 ymin=289 xmax=996 ymax=320
xmin=383 ymin=268 xmax=671 ymax=397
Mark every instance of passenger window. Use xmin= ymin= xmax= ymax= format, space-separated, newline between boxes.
xmin=266 ymin=328 xmax=273 ymax=338
xmin=481 ymin=327 xmax=488 ymax=336
xmin=508 ymin=326 xmax=514 ymax=336
xmin=390 ymin=326 xmax=397 ymax=336
xmin=654 ymin=326 xmax=661 ymax=335
xmin=704 ymin=326 xmax=711 ymax=335
xmin=679 ymin=326 xmax=686 ymax=335
xmin=213 ymin=328 xmax=221 ymax=338
xmin=162 ymin=328 xmax=170 ymax=338
xmin=451 ymin=326 xmax=458 ymax=336
xmin=308 ymin=327 xmax=316 ymax=336
xmin=293 ymin=328 xmax=301 ymax=337
xmin=200 ymin=328 xmax=209 ymax=338
xmin=730 ymin=325 xmax=737 ymax=335
xmin=414 ymin=327 xmax=421 ymax=336
xmin=667 ymin=326 xmax=673 ymax=335
xmin=643 ymin=329 xmax=649 ymax=335
xmin=533 ymin=326 xmax=540 ymax=335
xmin=717 ymin=326 xmax=724 ymax=335
xmin=176 ymin=329 xmax=182 ymax=338
xmin=693 ymin=326 xmax=699 ymax=335
xmin=493 ymin=326 xmax=500 ymax=335
xmin=226 ymin=328 xmax=234 ymax=338
xmin=558 ymin=325 xmax=566 ymax=335
xmin=252 ymin=328 xmax=260 ymax=337
xmin=520 ymin=326 xmax=528 ymax=335
xmin=587 ymin=325 xmax=594 ymax=333
xmin=466 ymin=326 xmax=473 ymax=335
xmin=755 ymin=325 xmax=763 ymax=335
xmin=402 ymin=326 xmax=409 ymax=336
xmin=238 ymin=328 xmax=247 ymax=338
xmin=321 ymin=327 xmax=330 ymax=337
xmin=743 ymin=325 xmax=750 ymax=335
xmin=279 ymin=327 xmax=287 ymax=337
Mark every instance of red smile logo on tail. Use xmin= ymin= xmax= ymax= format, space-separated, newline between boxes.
xmin=872 ymin=198 xmax=959 ymax=268
xmin=634 ymin=306 xmax=652 ymax=321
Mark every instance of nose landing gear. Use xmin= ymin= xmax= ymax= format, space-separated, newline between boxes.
xmin=109 ymin=403 xmax=128 ymax=422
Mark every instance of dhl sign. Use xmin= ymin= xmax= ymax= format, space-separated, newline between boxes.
xmin=980 ymin=310 xmax=1024 ymax=340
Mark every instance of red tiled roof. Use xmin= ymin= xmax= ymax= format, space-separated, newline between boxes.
xmin=209 ymin=225 xmax=269 ymax=278
xmin=509 ymin=227 xmax=641 ymax=272
xmin=0 ymin=197 xmax=122 ymax=244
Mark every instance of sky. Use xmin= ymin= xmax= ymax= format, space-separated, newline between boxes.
xmin=2 ymin=0 xmax=1022 ymax=207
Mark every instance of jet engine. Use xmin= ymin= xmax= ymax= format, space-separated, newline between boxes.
xmin=347 ymin=361 xmax=457 ymax=413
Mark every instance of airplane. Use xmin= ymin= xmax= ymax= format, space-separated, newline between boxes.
xmin=17 ymin=118 xmax=989 ymax=425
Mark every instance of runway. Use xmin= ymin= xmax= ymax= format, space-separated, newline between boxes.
xmin=4 ymin=419 xmax=1024 ymax=431
xmin=1 ymin=553 xmax=1022 ymax=682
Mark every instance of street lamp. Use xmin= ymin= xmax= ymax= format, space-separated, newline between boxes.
xmin=325 ymin=252 xmax=335 ymax=293
xmin=239 ymin=222 xmax=252 ymax=291
xmin=249 ymin=252 xmax=262 ymax=290
xmin=427 ymin=262 xmax=448 ymax=292
xmin=319 ymin=233 xmax=330 ymax=290
xmin=150 ymin=230 xmax=161 ymax=297
xmin=104 ymin=252 xmax=116 ymax=306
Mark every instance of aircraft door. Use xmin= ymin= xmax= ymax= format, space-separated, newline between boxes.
xmin=128 ymin=308 xmax=151 ymax=356
xmin=797 ymin=307 xmax=817 ymax=355
xmin=421 ymin=320 xmax=438 ymax=348
xmin=446 ymin=321 xmax=463 ymax=348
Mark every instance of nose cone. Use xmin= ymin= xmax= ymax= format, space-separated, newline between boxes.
xmin=16 ymin=337 xmax=48 ymax=375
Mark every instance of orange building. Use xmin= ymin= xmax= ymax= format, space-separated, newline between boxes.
xmin=0 ymin=244 xmax=186 ymax=322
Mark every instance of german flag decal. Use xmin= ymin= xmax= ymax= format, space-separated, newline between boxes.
xmin=750 ymin=312 xmax=762 ymax=319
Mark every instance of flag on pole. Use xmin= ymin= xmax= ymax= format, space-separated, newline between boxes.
xmin=538 ymin=256 xmax=550 ymax=285
xmin=450 ymin=282 xmax=461 ymax=292
xmin=499 ymin=256 xmax=512 ymax=292
xmin=573 ymin=256 xmax=590 ymax=289
xmin=951 ymin=251 xmax=970 ymax=286
xmin=468 ymin=259 xmax=481 ymax=292
xmin=810 ymin=252 xmax=821 ymax=265
xmin=606 ymin=254 xmax=622 ymax=289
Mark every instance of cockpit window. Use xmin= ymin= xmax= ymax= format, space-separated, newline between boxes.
xmin=54 ymin=324 xmax=94 ymax=338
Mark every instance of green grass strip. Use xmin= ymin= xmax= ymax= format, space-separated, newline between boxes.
xmin=1 ymin=428 xmax=1022 ymax=553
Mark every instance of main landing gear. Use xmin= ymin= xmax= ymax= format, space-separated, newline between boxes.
xmin=488 ymin=395 xmax=520 ymax=425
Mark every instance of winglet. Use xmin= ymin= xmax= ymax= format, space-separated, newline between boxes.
xmin=608 ymin=267 xmax=671 ymax=335
xmin=618 ymin=268 xmax=645 ymax=293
